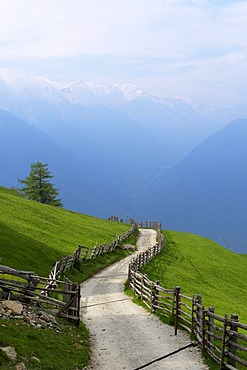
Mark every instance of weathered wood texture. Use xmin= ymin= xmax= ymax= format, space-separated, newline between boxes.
xmin=77 ymin=223 xmax=137 ymax=262
xmin=0 ymin=223 xmax=137 ymax=324
xmin=128 ymin=227 xmax=247 ymax=369
xmin=0 ymin=271 xmax=80 ymax=324
xmin=138 ymin=220 xmax=162 ymax=229
xmin=112 ymin=219 xmax=161 ymax=229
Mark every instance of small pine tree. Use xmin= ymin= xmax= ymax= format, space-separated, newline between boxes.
xmin=18 ymin=162 xmax=62 ymax=207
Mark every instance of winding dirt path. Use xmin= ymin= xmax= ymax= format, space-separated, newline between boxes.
xmin=80 ymin=229 xmax=208 ymax=370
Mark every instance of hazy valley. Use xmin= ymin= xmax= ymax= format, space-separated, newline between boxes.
xmin=1 ymin=69 xmax=246 ymax=253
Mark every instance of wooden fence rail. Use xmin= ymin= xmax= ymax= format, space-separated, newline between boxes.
xmin=0 ymin=222 xmax=137 ymax=324
xmin=138 ymin=220 xmax=162 ymax=229
xmin=109 ymin=217 xmax=161 ymax=230
xmin=75 ymin=223 xmax=138 ymax=262
xmin=0 ymin=271 xmax=80 ymax=324
xmin=128 ymin=228 xmax=247 ymax=369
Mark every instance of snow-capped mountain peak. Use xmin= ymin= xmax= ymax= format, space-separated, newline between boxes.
xmin=112 ymin=83 xmax=145 ymax=101
xmin=0 ymin=68 xmax=230 ymax=124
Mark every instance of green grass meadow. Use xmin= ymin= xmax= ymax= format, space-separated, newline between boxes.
xmin=0 ymin=318 xmax=90 ymax=370
xmin=0 ymin=186 xmax=136 ymax=369
xmin=1 ymin=185 xmax=247 ymax=369
xmin=0 ymin=186 xmax=131 ymax=276
xmin=141 ymin=230 xmax=247 ymax=323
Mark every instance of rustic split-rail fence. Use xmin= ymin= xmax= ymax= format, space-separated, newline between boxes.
xmin=0 ymin=223 xmax=137 ymax=325
xmin=1 ymin=220 xmax=247 ymax=369
xmin=128 ymin=227 xmax=247 ymax=370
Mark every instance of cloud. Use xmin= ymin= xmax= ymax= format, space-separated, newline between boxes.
xmin=0 ymin=0 xmax=246 ymax=58
xmin=0 ymin=1 xmax=247 ymax=106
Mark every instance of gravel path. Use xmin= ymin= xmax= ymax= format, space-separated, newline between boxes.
xmin=80 ymin=229 xmax=208 ymax=370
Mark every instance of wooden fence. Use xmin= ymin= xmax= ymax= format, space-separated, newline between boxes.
xmin=138 ymin=220 xmax=162 ymax=229
xmin=128 ymin=230 xmax=247 ymax=369
xmin=109 ymin=217 xmax=162 ymax=230
xmin=77 ymin=223 xmax=137 ymax=262
xmin=0 ymin=266 xmax=80 ymax=324
xmin=0 ymin=223 xmax=137 ymax=324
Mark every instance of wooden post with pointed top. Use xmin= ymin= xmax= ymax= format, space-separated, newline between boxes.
xmin=228 ymin=313 xmax=239 ymax=368
xmin=175 ymin=286 xmax=181 ymax=335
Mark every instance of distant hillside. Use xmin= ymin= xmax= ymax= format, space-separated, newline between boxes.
xmin=0 ymin=69 xmax=225 ymax=220
xmin=143 ymin=119 xmax=247 ymax=253
xmin=0 ymin=69 xmax=223 ymax=170
xmin=0 ymin=186 xmax=130 ymax=276
xmin=0 ymin=108 xmax=137 ymax=217
xmin=142 ymin=230 xmax=247 ymax=322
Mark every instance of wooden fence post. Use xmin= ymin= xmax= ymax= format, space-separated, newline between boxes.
xmin=72 ymin=283 xmax=78 ymax=317
xmin=221 ymin=315 xmax=228 ymax=369
xmin=138 ymin=254 xmax=142 ymax=269
xmin=208 ymin=306 xmax=215 ymax=352
xmin=195 ymin=294 xmax=202 ymax=344
xmin=140 ymin=252 xmax=144 ymax=268
xmin=174 ymin=286 xmax=181 ymax=335
xmin=151 ymin=280 xmax=160 ymax=313
xmin=63 ymin=277 xmax=69 ymax=304
xmin=191 ymin=295 xmax=195 ymax=335
xmin=150 ymin=282 xmax=155 ymax=312
xmin=140 ymin=274 xmax=144 ymax=301
xmin=196 ymin=294 xmax=202 ymax=322
xmin=202 ymin=307 xmax=206 ymax=351
xmin=133 ymin=272 xmax=136 ymax=295
xmin=84 ymin=247 xmax=90 ymax=261
xmin=228 ymin=313 xmax=239 ymax=368
xmin=148 ymin=248 xmax=151 ymax=262
xmin=76 ymin=284 xmax=81 ymax=327
xmin=75 ymin=246 xmax=82 ymax=261
xmin=128 ymin=264 xmax=131 ymax=285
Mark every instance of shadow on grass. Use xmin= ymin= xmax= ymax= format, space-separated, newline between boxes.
xmin=0 ymin=221 xmax=63 ymax=276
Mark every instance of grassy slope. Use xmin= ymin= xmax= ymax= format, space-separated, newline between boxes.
xmin=3 ymin=185 xmax=247 ymax=366
xmin=0 ymin=186 xmax=130 ymax=276
xmin=0 ymin=186 xmax=136 ymax=369
xmin=0 ymin=318 xmax=90 ymax=370
xmin=141 ymin=230 xmax=247 ymax=323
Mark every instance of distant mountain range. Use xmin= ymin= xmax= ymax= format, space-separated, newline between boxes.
xmin=143 ymin=119 xmax=247 ymax=253
xmin=0 ymin=68 xmax=224 ymax=169
xmin=0 ymin=68 xmax=246 ymax=253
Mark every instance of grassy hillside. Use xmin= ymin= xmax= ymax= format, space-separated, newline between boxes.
xmin=141 ymin=230 xmax=247 ymax=323
xmin=0 ymin=318 xmax=90 ymax=370
xmin=0 ymin=186 xmax=136 ymax=369
xmin=0 ymin=186 xmax=131 ymax=276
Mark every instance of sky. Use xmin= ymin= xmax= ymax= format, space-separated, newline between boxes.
xmin=0 ymin=0 xmax=247 ymax=107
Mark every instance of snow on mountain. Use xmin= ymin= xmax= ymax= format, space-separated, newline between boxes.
xmin=112 ymin=83 xmax=145 ymax=101
xmin=1 ymin=68 xmax=245 ymax=252
xmin=0 ymin=68 xmax=229 ymax=171
xmin=0 ymin=67 xmax=222 ymax=117
xmin=0 ymin=68 xmax=144 ymax=105
xmin=0 ymin=67 xmax=230 ymax=170
xmin=54 ymin=80 xmax=148 ymax=107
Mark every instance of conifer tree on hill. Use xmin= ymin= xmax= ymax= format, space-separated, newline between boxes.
xmin=18 ymin=162 xmax=62 ymax=207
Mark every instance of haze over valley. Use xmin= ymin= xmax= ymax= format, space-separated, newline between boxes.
xmin=1 ymin=1 xmax=247 ymax=253
xmin=1 ymin=68 xmax=247 ymax=253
